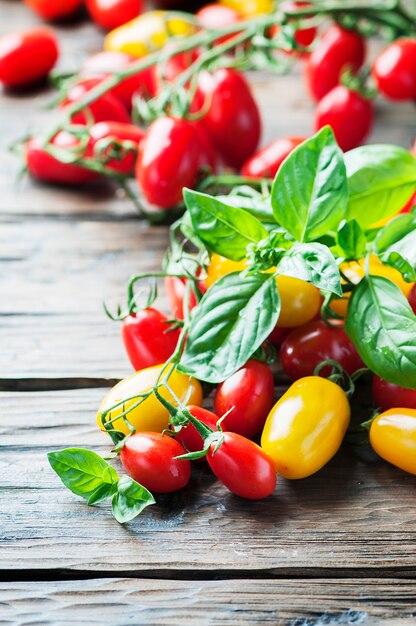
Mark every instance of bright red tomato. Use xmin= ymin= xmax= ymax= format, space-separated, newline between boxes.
xmin=152 ymin=48 xmax=200 ymax=93
xmin=120 ymin=432 xmax=191 ymax=493
xmin=281 ymin=320 xmax=364 ymax=381
xmin=372 ymin=38 xmax=416 ymax=101
xmin=304 ymin=25 xmax=366 ymax=102
xmin=164 ymin=276 xmax=207 ymax=320
xmin=271 ymin=2 xmax=317 ymax=50
xmin=241 ymin=136 xmax=306 ymax=178
xmin=194 ymin=68 xmax=261 ymax=169
xmin=207 ymin=432 xmax=276 ymax=499
xmin=26 ymin=131 xmax=97 ymax=185
xmin=372 ymin=375 xmax=416 ymax=411
xmin=61 ymin=78 xmax=130 ymax=125
xmin=121 ymin=308 xmax=180 ymax=371
xmin=24 ymin=0 xmax=82 ymax=21
xmin=87 ymin=121 xmax=145 ymax=175
xmin=196 ymin=4 xmax=240 ymax=44
xmin=176 ymin=405 xmax=220 ymax=458
xmin=214 ymin=359 xmax=275 ymax=438
xmin=314 ymin=85 xmax=373 ymax=151
xmin=409 ymin=283 xmax=416 ymax=315
xmin=0 ymin=28 xmax=58 ymax=88
xmin=86 ymin=0 xmax=144 ymax=30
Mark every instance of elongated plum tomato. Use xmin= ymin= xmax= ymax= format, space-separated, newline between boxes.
xmin=214 ymin=359 xmax=275 ymax=438
xmin=261 ymin=376 xmax=350 ymax=479
xmin=196 ymin=4 xmax=240 ymax=45
xmin=269 ymin=2 xmax=317 ymax=52
xmin=176 ymin=405 xmax=220 ymax=458
xmin=304 ymin=25 xmax=366 ymax=102
xmin=281 ymin=320 xmax=364 ymax=381
xmin=241 ymin=136 xmax=307 ymax=179
xmin=370 ymin=409 xmax=416 ymax=475
xmin=121 ymin=308 xmax=180 ymax=371
xmin=219 ymin=0 xmax=274 ymax=17
xmin=314 ymin=86 xmax=373 ymax=151
xmin=208 ymin=432 xmax=276 ymax=499
xmin=0 ymin=28 xmax=58 ymax=88
xmin=86 ymin=0 xmax=144 ymax=31
xmin=97 ymin=364 xmax=203 ymax=436
xmin=164 ymin=276 xmax=207 ymax=320
xmin=372 ymin=38 xmax=416 ymax=101
xmin=120 ymin=432 xmax=191 ymax=493
xmin=372 ymin=375 xmax=416 ymax=411
xmin=24 ymin=0 xmax=82 ymax=21
xmin=87 ymin=121 xmax=145 ymax=175
xmin=61 ymin=78 xmax=130 ymax=125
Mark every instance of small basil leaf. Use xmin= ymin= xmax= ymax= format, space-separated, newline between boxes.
xmin=346 ymin=276 xmax=416 ymax=389
xmin=337 ymin=219 xmax=367 ymax=259
xmin=277 ymin=243 xmax=342 ymax=296
xmin=271 ymin=126 xmax=348 ymax=242
xmin=183 ymin=189 xmax=268 ymax=261
xmin=88 ymin=482 xmax=118 ymax=506
xmin=375 ymin=211 xmax=416 ymax=282
xmin=48 ymin=448 xmax=119 ymax=501
xmin=345 ymin=145 xmax=416 ymax=228
xmin=112 ymin=475 xmax=155 ymax=524
xmin=178 ymin=271 xmax=280 ymax=383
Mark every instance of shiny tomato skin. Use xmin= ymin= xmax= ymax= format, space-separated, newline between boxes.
xmin=372 ymin=375 xmax=416 ymax=411
xmin=304 ymin=25 xmax=366 ymax=102
xmin=409 ymin=283 xmax=416 ymax=315
xmin=87 ymin=121 xmax=145 ymax=175
xmin=314 ymin=86 xmax=373 ymax=151
xmin=196 ymin=4 xmax=240 ymax=29
xmin=164 ymin=276 xmax=206 ymax=320
xmin=0 ymin=28 xmax=58 ymax=88
xmin=214 ymin=359 xmax=275 ymax=438
xmin=176 ymin=405 xmax=220 ymax=457
xmin=276 ymin=275 xmax=321 ymax=328
xmin=121 ymin=308 xmax=180 ymax=371
xmin=120 ymin=432 xmax=191 ymax=493
xmin=24 ymin=0 xmax=82 ymax=21
xmin=207 ymin=432 xmax=276 ymax=499
xmin=86 ymin=0 xmax=144 ymax=30
xmin=281 ymin=320 xmax=364 ymax=381
xmin=241 ymin=136 xmax=306 ymax=178
xmin=62 ymin=78 xmax=130 ymax=125
xmin=268 ymin=325 xmax=290 ymax=348
xmin=372 ymin=38 xmax=416 ymax=101
xmin=369 ymin=409 xmax=416 ymax=475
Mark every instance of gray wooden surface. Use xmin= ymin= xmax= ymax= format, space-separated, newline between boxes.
xmin=1 ymin=1 xmax=416 ymax=624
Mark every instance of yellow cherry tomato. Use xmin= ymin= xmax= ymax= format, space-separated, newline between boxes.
xmin=104 ymin=11 xmax=196 ymax=57
xmin=275 ymin=275 xmax=321 ymax=328
xmin=205 ymin=253 xmax=247 ymax=288
xmin=220 ymin=0 xmax=274 ymax=17
xmin=97 ymin=364 xmax=202 ymax=436
xmin=261 ymin=376 xmax=350 ymax=479
xmin=370 ymin=408 xmax=416 ymax=475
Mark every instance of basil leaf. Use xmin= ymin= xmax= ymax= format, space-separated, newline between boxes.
xmin=345 ymin=145 xmax=416 ymax=228
xmin=183 ymin=189 xmax=268 ymax=261
xmin=375 ymin=212 xmax=416 ymax=282
xmin=271 ymin=126 xmax=348 ymax=242
xmin=277 ymin=243 xmax=342 ymax=296
xmin=346 ymin=276 xmax=416 ymax=389
xmin=178 ymin=271 xmax=280 ymax=383
xmin=48 ymin=448 xmax=119 ymax=501
xmin=337 ymin=219 xmax=367 ymax=259
xmin=216 ymin=192 xmax=275 ymax=223
xmin=112 ymin=475 xmax=155 ymax=524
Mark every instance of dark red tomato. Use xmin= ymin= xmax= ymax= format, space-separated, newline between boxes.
xmin=0 ymin=28 xmax=58 ymax=88
xmin=26 ymin=131 xmax=97 ymax=186
xmin=241 ymin=136 xmax=306 ymax=178
xmin=164 ymin=276 xmax=207 ymax=320
xmin=304 ymin=25 xmax=366 ymax=102
xmin=176 ymin=405 xmax=220 ymax=457
xmin=281 ymin=320 xmax=364 ymax=381
xmin=120 ymin=432 xmax=191 ymax=493
xmin=207 ymin=432 xmax=276 ymax=499
xmin=270 ymin=2 xmax=317 ymax=50
xmin=372 ymin=375 xmax=416 ymax=411
xmin=86 ymin=0 xmax=144 ymax=30
xmin=196 ymin=4 xmax=240 ymax=44
xmin=24 ymin=0 xmax=82 ymax=21
xmin=121 ymin=308 xmax=180 ymax=371
xmin=315 ymin=86 xmax=373 ymax=151
xmin=372 ymin=38 xmax=416 ymax=101
xmin=87 ymin=121 xmax=145 ymax=175
xmin=194 ymin=68 xmax=261 ymax=169
xmin=214 ymin=359 xmax=275 ymax=439
xmin=82 ymin=51 xmax=156 ymax=109
xmin=61 ymin=78 xmax=130 ymax=125
xmin=136 ymin=117 xmax=203 ymax=208
xmin=409 ymin=283 xmax=416 ymax=315
xmin=268 ymin=325 xmax=290 ymax=348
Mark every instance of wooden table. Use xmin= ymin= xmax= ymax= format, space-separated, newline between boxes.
xmin=1 ymin=3 xmax=416 ymax=624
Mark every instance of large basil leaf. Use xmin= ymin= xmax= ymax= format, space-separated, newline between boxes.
xmin=346 ymin=276 xmax=416 ymax=389
xmin=277 ymin=243 xmax=342 ymax=296
xmin=183 ymin=189 xmax=267 ymax=261
xmin=112 ymin=475 xmax=155 ymax=524
xmin=216 ymin=191 xmax=275 ymax=223
xmin=178 ymin=271 xmax=280 ymax=383
xmin=375 ymin=211 xmax=416 ymax=282
xmin=271 ymin=126 xmax=348 ymax=242
xmin=345 ymin=145 xmax=416 ymax=228
xmin=336 ymin=219 xmax=367 ymax=259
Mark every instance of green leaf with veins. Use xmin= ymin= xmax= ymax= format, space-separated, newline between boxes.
xmin=375 ymin=211 xmax=416 ymax=282
xmin=277 ymin=242 xmax=342 ymax=296
xmin=112 ymin=475 xmax=155 ymax=524
xmin=336 ymin=219 xmax=367 ymax=259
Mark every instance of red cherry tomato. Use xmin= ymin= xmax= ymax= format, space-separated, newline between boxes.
xmin=241 ymin=136 xmax=306 ymax=178
xmin=176 ymin=405 xmax=220 ymax=458
xmin=372 ymin=38 xmax=416 ymax=101
xmin=304 ymin=25 xmax=366 ymax=102
xmin=24 ymin=0 xmax=82 ymax=21
xmin=86 ymin=0 xmax=144 ymax=30
xmin=61 ymin=78 xmax=130 ymax=125
xmin=207 ymin=432 xmax=276 ymax=499
xmin=268 ymin=325 xmax=290 ymax=348
xmin=87 ymin=121 xmax=145 ymax=175
xmin=26 ymin=131 xmax=97 ymax=186
xmin=281 ymin=320 xmax=364 ymax=381
xmin=408 ymin=283 xmax=416 ymax=315
xmin=0 ymin=28 xmax=58 ymax=89
xmin=194 ymin=68 xmax=261 ymax=169
xmin=164 ymin=276 xmax=207 ymax=320
xmin=372 ymin=375 xmax=416 ymax=411
xmin=121 ymin=308 xmax=180 ymax=371
xmin=214 ymin=359 xmax=275 ymax=438
xmin=120 ymin=432 xmax=191 ymax=493
xmin=314 ymin=85 xmax=373 ymax=151
xmin=196 ymin=4 xmax=240 ymax=44
xmin=270 ymin=2 xmax=316 ymax=51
